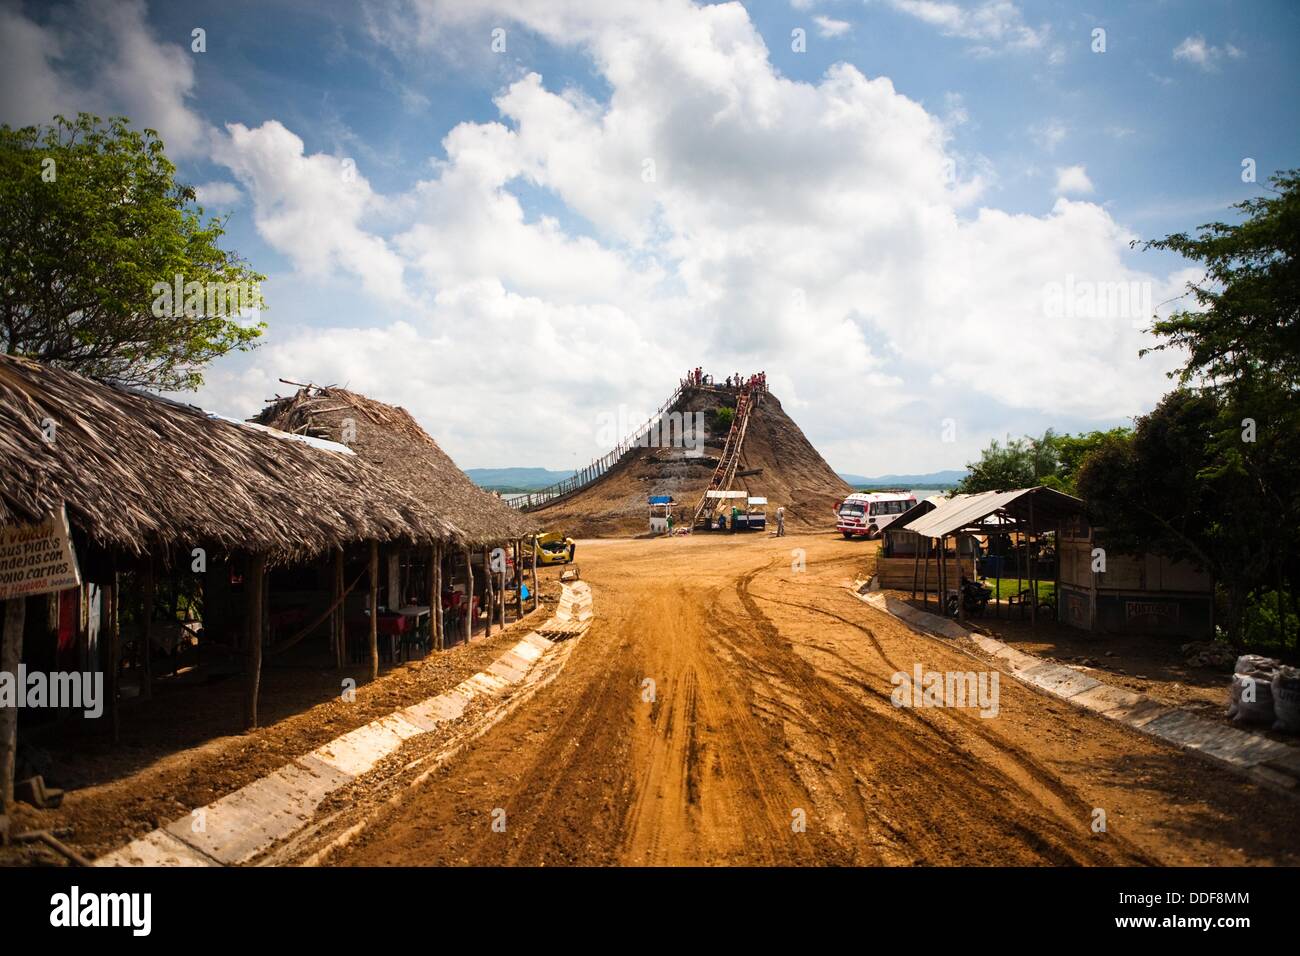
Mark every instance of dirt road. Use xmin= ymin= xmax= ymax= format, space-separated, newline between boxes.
xmin=335 ymin=533 xmax=1300 ymax=866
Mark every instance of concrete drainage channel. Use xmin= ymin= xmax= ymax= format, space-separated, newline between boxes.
xmin=96 ymin=581 xmax=595 ymax=867
xmin=851 ymin=583 xmax=1300 ymax=797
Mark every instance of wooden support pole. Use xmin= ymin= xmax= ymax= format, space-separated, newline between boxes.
xmin=530 ymin=538 xmax=539 ymax=611
xmin=922 ymin=541 xmax=930 ymax=608
xmin=433 ymin=542 xmax=444 ymax=651
xmin=387 ymin=548 xmax=401 ymax=612
xmin=244 ymin=553 xmax=266 ymax=729
xmin=108 ymin=572 xmax=120 ymax=742
xmin=1028 ymin=497 xmax=1037 ymax=627
xmin=497 ymin=547 xmax=506 ymax=627
xmin=463 ymin=548 xmax=473 ymax=644
xmin=956 ymin=536 xmax=966 ymax=624
xmin=141 ymin=558 xmax=154 ymax=701
xmin=332 ymin=547 xmax=344 ymax=669
xmin=1 ymin=596 xmax=26 ymax=811
xmin=940 ymin=536 xmax=949 ymax=616
xmin=995 ymin=537 xmax=1002 ymax=620
xmin=484 ymin=547 xmax=494 ymax=638
xmin=368 ymin=541 xmax=379 ymax=680
xmin=514 ymin=539 xmax=523 ymax=620
xmin=431 ymin=546 xmax=441 ymax=650
xmin=911 ymin=541 xmax=920 ymax=601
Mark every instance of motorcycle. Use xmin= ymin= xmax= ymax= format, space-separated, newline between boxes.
xmin=945 ymin=576 xmax=992 ymax=618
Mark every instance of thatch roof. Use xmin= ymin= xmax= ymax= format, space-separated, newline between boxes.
xmin=254 ymin=384 xmax=538 ymax=547
xmin=0 ymin=354 xmax=461 ymax=562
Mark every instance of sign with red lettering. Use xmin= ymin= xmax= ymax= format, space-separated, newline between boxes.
xmin=0 ymin=504 xmax=82 ymax=600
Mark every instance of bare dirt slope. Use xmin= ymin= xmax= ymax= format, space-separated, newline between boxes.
xmin=533 ymin=387 xmax=852 ymax=537
xmin=335 ymin=534 xmax=1300 ymax=867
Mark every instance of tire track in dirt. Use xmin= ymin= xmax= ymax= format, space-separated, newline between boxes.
xmin=746 ymin=582 xmax=1124 ymax=844
xmin=330 ymin=535 xmax=1298 ymax=866
xmin=728 ymin=561 xmax=1141 ymax=864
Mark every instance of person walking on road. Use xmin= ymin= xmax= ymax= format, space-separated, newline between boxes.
xmin=775 ymin=505 xmax=785 ymax=536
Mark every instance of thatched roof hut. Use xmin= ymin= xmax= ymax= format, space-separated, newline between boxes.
xmin=254 ymin=385 xmax=537 ymax=547
xmin=0 ymin=354 xmax=460 ymax=562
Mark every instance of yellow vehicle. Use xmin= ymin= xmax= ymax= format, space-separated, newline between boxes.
xmin=531 ymin=531 xmax=576 ymax=566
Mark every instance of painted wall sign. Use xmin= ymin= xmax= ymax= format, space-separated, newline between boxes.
xmin=1125 ymin=600 xmax=1180 ymax=625
xmin=0 ymin=504 xmax=83 ymax=601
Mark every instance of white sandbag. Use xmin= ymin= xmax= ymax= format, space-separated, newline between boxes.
xmin=1272 ymin=666 xmax=1300 ymax=734
xmin=1229 ymin=670 xmax=1277 ymax=725
xmin=1235 ymin=654 xmax=1280 ymax=674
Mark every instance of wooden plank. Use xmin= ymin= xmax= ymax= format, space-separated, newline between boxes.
xmin=245 ymin=553 xmax=266 ymax=729
xmin=141 ymin=559 xmax=154 ymax=700
xmin=463 ymin=548 xmax=473 ymax=645
xmin=368 ymin=542 xmax=379 ymax=680
xmin=1 ymin=596 xmax=25 ymax=810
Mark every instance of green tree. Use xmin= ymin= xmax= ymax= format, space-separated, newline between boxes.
xmin=1077 ymin=170 xmax=1300 ymax=647
xmin=0 ymin=113 xmax=264 ymax=390
xmin=1075 ymin=390 xmax=1278 ymax=644
xmin=1140 ymin=169 xmax=1300 ymax=387
xmin=955 ymin=436 xmax=1034 ymax=493
xmin=956 ymin=429 xmax=1072 ymax=494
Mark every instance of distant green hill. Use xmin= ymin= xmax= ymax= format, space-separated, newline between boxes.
xmin=466 ymin=467 xmax=575 ymax=490
xmin=836 ymin=469 xmax=966 ymax=487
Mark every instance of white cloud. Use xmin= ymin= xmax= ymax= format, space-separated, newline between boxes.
xmin=1031 ymin=118 xmax=1067 ymax=152
xmin=216 ymin=121 xmax=411 ymax=305
xmin=1173 ymin=35 xmax=1245 ymax=71
xmin=885 ymin=0 xmax=1050 ymax=55
xmin=194 ymin=181 xmax=244 ymax=207
xmin=0 ymin=0 xmax=212 ymax=158
xmin=246 ymin=0 xmax=1177 ymax=459
xmin=6 ymin=0 xmax=1187 ymax=472
xmin=1054 ymin=164 xmax=1094 ymax=196
xmin=814 ymin=15 xmax=851 ymax=38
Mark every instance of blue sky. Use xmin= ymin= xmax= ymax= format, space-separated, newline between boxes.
xmin=2 ymin=0 xmax=1296 ymax=475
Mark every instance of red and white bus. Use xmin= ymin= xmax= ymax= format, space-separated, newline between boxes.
xmin=835 ymin=491 xmax=918 ymax=539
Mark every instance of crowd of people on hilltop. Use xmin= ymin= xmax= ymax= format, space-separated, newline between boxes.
xmin=682 ymin=367 xmax=767 ymax=393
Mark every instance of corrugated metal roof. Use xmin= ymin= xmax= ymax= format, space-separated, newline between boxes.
xmin=905 ymin=487 xmax=1084 ymax=538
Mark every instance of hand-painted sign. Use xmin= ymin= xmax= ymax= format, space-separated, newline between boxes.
xmin=0 ymin=505 xmax=82 ymax=601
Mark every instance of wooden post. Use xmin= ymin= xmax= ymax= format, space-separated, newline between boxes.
xmin=514 ymin=539 xmax=523 ymax=620
xmin=496 ymin=547 xmax=506 ymax=627
xmin=141 ymin=558 xmax=154 ymax=700
xmin=1028 ymin=497 xmax=1037 ymax=627
xmin=387 ymin=548 xmax=401 ymax=612
xmin=940 ymin=536 xmax=949 ymax=616
xmin=245 ymin=553 xmax=266 ymax=729
xmin=530 ymin=538 xmax=539 ymax=611
xmin=108 ymin=572 xmax=120 ymax=742
xmin=368 ymin=541 xmax=380 ymax=680
xmin=956 ymin=535 xmax=966 ymax=624
xmin=1 ymin=597 xmax=25 ymax=811
xmin=433 ymin=542 xmax=444 ymax=651
xmin=463 ymin=548 xmax=473 ymax=644
xmin=995 ymin=536 xmax=1002 ymax=620
xmin=921 ymin=541 xmax=930 ymax=608
xmin=427 ymin=544 xmax=437 ymax=653
xmin=332 ymin=548 xmax=344 ymax=669
xmin=911 ymin=540 xmax=920 ymax=601
xmin=484 ymin=547 xmax=494 ymax=638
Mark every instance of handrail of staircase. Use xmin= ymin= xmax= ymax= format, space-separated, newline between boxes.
xmin=513 ymin=381 xmax=688 ymax=511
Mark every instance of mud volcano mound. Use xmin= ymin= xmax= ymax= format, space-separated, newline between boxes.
xmin=532 ymin=386 xmax=851 ymax=537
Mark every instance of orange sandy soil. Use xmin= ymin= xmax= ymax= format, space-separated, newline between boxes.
xmin=0 ymin=575 xmax=564 ymax=866
xmin=880 ymin=562 xmax=1296 ymax=740
xmin=325 ymin=532 xmax=1299 ymax=866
